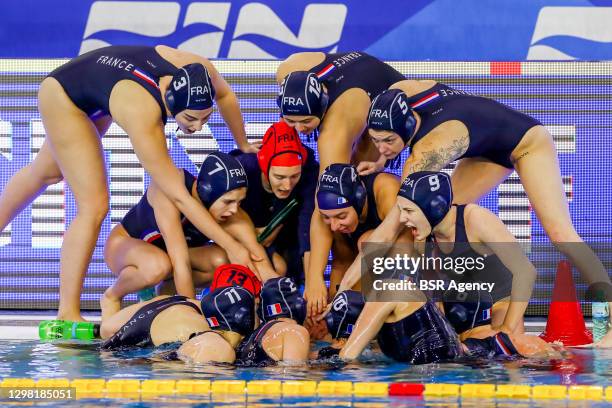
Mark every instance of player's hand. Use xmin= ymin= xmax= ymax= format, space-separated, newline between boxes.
xmin=315 ymin=302 xmax=333 ymax=322
xmin=304 ymin=279 xmax=328 ymax=317
xmin=240 ymin=141 xmax=262 ymax=153
xmin=304 ymin=316 xmax=329 ymax=341
xmin=227 ymin=242 xmax=262 ymax=272
xmin=356 ymin=160 xmax=382 ymax=176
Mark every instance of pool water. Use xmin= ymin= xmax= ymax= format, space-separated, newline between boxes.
xmin=0 ymin=340 xmax=611 ymax=407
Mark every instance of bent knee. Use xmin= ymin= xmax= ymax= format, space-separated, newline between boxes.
xmin=77 ymin=198 xmax=110 ymax=224
xmin=142 ymin=256 xmax=172 ymax=286
xmin=42 ymin=172 xmax=64 ymax=186
xmin=209 ymin=247 xmax=229 ymax=270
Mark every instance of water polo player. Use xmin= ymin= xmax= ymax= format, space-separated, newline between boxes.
xmin=233 ymin=121 xmax=319 ymax=282
xmin=0 ymin=45 xmax=258 ymax=321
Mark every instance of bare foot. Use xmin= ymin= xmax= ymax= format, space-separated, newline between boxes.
xmin=100 ymin=290 xmax=121 ymax=321
xmin=56 ymin=314 xmax=87 ymax=322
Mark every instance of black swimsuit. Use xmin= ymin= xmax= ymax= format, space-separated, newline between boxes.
xmin=48 ymin=45 xmax=177 ymax=123
xmin=234 ymin=320 xmax=282 ymax=367
xmin=101 ymin=296 xmax=200 ymax=350
xmin=309 ymin=52 xmax=405 ymax=105
xmin=232 ymin=148 xmax=319 ymax=257
xmin=120 ymin=169 xmax=210 ymax=251
xmin=376 ymin=301 xmax=463 ymax=364
xmin=433 ymin=205 xmax=513 ymax=303
xmin=407 ymin=83 xmax=542 ymax=168
xmin=463 ymin=333 xmax=520 ymax=357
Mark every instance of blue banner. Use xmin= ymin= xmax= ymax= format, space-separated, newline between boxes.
xmin=1 ymin=0 xmax=611 ymax=60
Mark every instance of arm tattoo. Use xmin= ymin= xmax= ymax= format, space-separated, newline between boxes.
xmin=409 ymin=134 xmax=469 ymax=172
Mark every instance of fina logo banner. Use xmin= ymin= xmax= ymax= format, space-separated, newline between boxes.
xmin=528 ymin=6 xmax=612 ymax=60
xmin=80 ymin=1 xmax=348 ymax=58
xmin=0 ymin=1 xmax=611 ymax=59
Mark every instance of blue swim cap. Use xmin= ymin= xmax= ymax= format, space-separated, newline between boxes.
xmin=165 ymin=63 xmax=216 ymax=117
xmin=197 ymin=152 xmax=248 ymax=208
xmin=325 ymin=291 xmax=365 ymax=339
xmin=257 ymin=277 xmax=306 ymax=325
xmin=398 ymin=171 xmax=452 ymax=228
xmin=317 ymin=164 xmax=366 ymax=216
xmin=443 ymin=288 xmax=493 ymax=335
xmin=201 ymin=286 xmax=255 ymax=336
xmin=277 ymin=71 xmax=329 ymax=119
xmin=368 ymin=89 xmax=416 ymax=144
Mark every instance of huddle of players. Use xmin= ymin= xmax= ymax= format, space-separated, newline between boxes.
xmin=100 ymin=264 xmax=557 ymax=366
xmin=0 ymin=43 xmax=605 ymax=353
xmin=101 ymin=97 xmax=558 ymax=364
xmin=98 ymin=44 xmax=612 ymax=361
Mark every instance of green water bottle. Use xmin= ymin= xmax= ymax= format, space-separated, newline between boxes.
xmin=39 ymin=320 xmax=100 ymax=341
xmin=592 ymin=302 xmax=610 ymax=343
xmin=137 ymin=287 xmax=156 ymax=302
xmin=69 ymin=321 xmax=100 ymax=340
xmin=39 ymin=320 xmax=67 ymax=340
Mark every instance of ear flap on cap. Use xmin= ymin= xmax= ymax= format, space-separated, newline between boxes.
xmin=276 ymin=74 xmax=289 ymax=114
xmin=346 ymin=166 xmax=366 ymax=216
xmin=164 ymin=88 xmax=176 ymax=116
xmin=429 ymin=195 xmax=450 ymax=222
xmin=233 ymin=305 xmax=255 ymax=335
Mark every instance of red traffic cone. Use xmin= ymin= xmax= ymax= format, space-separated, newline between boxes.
xmin=540 ymin=260 xmax=592 ymax=346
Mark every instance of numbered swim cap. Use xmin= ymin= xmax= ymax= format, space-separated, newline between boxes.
xmin=210 ymin=264 xmax=262 ymax=297
xmin=197 ymin=152 xmax=248 ymax=208
xmin=277 ymin=71 xmax=329 ymax=119
xmin=317 ymin=164 xmax=367 ymax=216
xmin=200 ymin=286 xmax=255 ymax=336
xmin=325 ymin=290 xmax=365 ymax=339
xmin=368 ymin=89 xmax=416 ymax=144
xmin=398 ymin=171 xmax=452 ymax=228
xmin=257 ymin=121 xmax=308 ymax=181
xmin=257 ymin=277 xmax=306 ymax=325
xmin=165 ymin=63 xmax=216 ymax=117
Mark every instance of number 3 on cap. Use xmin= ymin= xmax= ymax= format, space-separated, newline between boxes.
xmin=173 ymin=77 xmax=187 ymax=91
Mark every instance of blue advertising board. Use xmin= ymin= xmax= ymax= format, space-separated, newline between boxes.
xmin=1 ymin=0 xmax=611 ymax=60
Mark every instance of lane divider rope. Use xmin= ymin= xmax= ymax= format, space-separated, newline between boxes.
xmin=1 ymin=379 xmax=610 ymax=401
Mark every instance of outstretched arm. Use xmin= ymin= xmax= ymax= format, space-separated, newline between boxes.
xmin=148 ymin=178 xmax=195 ymax=298
xmin=111 ymin=81 xmax=257 ymax=270
xmin=340 ymin=302 xmax=396 ymax=360
xmin=224 ymin=209 xmax=279 ymax=282
xmin=337 ymin=205 xmax=405 ymax=294
xmin=467 ymin=205 xmax=536 ymax=333
xmin=206 ymin=62 xmax=253 ymax=152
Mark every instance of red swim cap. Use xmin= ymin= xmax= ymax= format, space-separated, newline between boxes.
xmin=210 ymin=264 xmax=262 ymax=296
xmin=257 ymin=121 xmax=308 ymax=181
